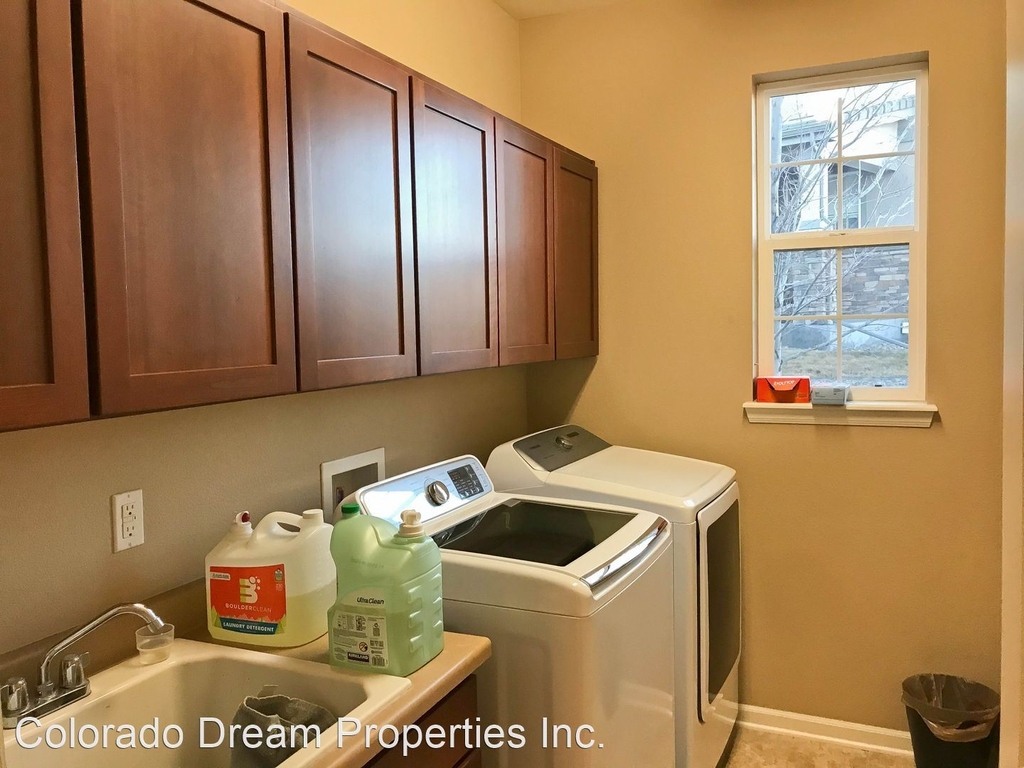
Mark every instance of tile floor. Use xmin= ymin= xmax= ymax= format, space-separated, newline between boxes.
xmin=726 ymin=729 xmax=915 ymax=767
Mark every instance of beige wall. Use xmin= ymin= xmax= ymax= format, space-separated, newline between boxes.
xmin=0 ymin=369 xmax=527 ymax=651
xmin=1003 ymin=1 xmax=1023 ymax=765
xmin=520 ymin=0 xmax=1005 ymax=730
xmin=284 ymin=0 xmax=522 ymax=119
xmin=0 ymin=0 xmax=525 ymax=654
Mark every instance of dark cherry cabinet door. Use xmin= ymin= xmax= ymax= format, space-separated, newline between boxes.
xmin=0 ymin=0 xmax=90 ymax=431
xmin=496 ymin=120 xmax=555 ymax=366
xmin=554 ymin=150 xmax=599 ymax=358
xmin=412 ymin=80 xmax=499 ymax=375
xmin=288 ymin=18 xmax=417 ymax=390
xmin=367 ymin=677 xmax=478 ymax=768
xmin=79 ymin=0 xmax=296 ymax=414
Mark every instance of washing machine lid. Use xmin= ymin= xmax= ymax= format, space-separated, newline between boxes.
xmin=356 ymin=456 xmax=672 ymax=616
xmin=436 ymin=498 xmax=628 ymax=564
xmin=488 ymin=426 xmax=736 ymax=523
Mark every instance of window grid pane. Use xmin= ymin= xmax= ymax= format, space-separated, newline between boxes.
xmin=773 ymin=245 xmax=910 ymax=388
xmin=841 ymin=79 xmax=916 ymax=156
xmin=768 ymin=77 xmax=917 ymax=236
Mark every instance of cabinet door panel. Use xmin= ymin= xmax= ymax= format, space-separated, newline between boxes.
xmin=289 ymin=19 xmax=417 ymax=389
xmin=554 ymin=151 xmax=599 ymax=358
xmin=413 ymin=81 xmax=498 ymax=375
xmin=496 ymin=120 xmax=554 ymax=365
xmin=367 ymin=677 xmax=477 ymax=768
xmin=81 ymin=0 xmax=296 ymax=414
xmin=0 ymin=0 xmax=89 ymax=430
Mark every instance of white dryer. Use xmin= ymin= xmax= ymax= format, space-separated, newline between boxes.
xmin=487 ymin=427 xmax=740 ymax=768
xmin=356 ymin=455 xmax=676 ymax=768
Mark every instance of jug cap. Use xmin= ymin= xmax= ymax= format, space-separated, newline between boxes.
xmin=231 ymin=511 xmax=253 ymax=536
xmin=302 ymin=509 xmax=325 ymax=523
xmin=398 ymin=510 xmax=425 ymax=538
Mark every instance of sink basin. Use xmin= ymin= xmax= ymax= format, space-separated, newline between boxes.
xmin=3 ymin=639 xmax=411 ymax=768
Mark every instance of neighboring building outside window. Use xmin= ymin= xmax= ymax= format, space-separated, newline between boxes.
xmin=754 ymin=64 xmax=927 ymax=401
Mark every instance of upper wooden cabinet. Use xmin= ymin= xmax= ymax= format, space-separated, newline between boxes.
xmin=412 ymin=80 xmax=499 ymax=375
xmin=554 ymin=150 xmax=600 ymax=359
xmin=0 ymin=0 xmax=597 ymax=434
xmin=496 ymin=120 xmax=555 ymax=366
xmin=288 ymin=18 xmax=417 ymax=390
xmin=78 ymin=0 xmax=296 ymax=415
xmin=0 ymin=0 xmax=90 ymax=431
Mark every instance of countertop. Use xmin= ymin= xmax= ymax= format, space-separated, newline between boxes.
xmin=186 ymin=629 xmax=491 ymax=768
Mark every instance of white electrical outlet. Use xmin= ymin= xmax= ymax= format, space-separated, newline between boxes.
xmin=111 ymin=489 xmax=145 ymax=552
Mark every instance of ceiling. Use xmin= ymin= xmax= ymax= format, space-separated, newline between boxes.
xmin=493 ymin=0 xmax=624 ymax=20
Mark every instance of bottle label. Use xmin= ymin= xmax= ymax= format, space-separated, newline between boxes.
xmin=209 ymin=564 xmax=287 ymax=636
xmin=332 ymin=590 xmax=388 ymax=668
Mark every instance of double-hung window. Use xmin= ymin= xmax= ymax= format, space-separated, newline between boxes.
xmin=755 ymin=64 xmax=927 ymax=402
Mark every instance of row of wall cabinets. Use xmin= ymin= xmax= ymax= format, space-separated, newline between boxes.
xmin=0 ymin=0 xmax=599 ymax=432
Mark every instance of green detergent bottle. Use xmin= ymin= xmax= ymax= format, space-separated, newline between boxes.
xmin=328 ymin=509 xmax=444 ymax=676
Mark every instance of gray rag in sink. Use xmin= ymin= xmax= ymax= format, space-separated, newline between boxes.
xmin=229 ymin=692 xmax=336 ymax=768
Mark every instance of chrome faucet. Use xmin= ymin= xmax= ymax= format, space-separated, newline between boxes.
xmin=2 ymin=603 xmax=166 ymax=729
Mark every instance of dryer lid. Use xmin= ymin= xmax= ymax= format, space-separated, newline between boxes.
xmin=550 ymin=446 xmax=736 ymax=516
xmin=493 ymin=426 xmax=736 ymax=518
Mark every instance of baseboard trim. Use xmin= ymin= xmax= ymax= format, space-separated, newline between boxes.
xmin=738 ymin=704 xmax=914 ymax=757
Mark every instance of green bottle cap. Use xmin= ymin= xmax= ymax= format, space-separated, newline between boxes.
xmin=340 ymin=503 xmax=361 ymax=518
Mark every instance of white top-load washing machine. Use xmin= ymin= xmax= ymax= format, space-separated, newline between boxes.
xmin=487 ymin=426 xmax=740 ymax=768
xmin=356 ymin=455 xmax=676 ymax=768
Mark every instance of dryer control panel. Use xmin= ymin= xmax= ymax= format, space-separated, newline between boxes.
xmin=357 ymin=455 xmax=493 ymax=528
xmin=513 ymin=425 xmax=610 ymax=472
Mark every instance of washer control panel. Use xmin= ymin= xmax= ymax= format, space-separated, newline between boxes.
xmin=512 ymin=425 xmax=610 ymax=472
xmin=357 ymin=455 xmax=493 ymax=528
xmin=448 ymin=464 xmax=484 ymax=499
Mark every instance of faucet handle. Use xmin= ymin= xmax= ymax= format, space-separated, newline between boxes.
xmin=60 ymin=652 xmax=90 ymax=689
xmin=2 ymin=677 xmax=30 ymax=715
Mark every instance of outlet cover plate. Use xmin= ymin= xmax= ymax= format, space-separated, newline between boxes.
xmin=111 ymin=489 xmax=144 ymax=552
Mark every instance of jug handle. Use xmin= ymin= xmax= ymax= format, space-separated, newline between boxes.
xmin=252 ymin=511 xmax=303 ymax=541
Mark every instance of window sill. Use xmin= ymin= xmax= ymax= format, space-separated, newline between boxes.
xmin=743 ymin=401 xmax=938 ymax=428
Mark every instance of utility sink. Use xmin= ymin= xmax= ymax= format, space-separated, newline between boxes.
xmin=3 ymin=639 xmax=411 ymax=768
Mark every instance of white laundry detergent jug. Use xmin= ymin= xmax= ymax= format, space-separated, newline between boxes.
xmin=206 ymin=509 xmax=335 ymax=647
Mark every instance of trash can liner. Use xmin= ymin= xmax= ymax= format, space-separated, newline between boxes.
xmin=902 ymin=674 xmax=1000 ymax=743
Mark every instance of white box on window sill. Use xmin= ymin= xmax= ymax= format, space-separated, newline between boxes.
xmin=810 ymin=384 xmax=850 ymax=405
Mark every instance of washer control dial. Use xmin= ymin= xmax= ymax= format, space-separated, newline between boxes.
xmin=426 ymin=480 xmax=450 ymax=506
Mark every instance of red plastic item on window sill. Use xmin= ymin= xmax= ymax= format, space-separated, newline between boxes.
xmin=755 ymin=376 xmax=811 ymax=403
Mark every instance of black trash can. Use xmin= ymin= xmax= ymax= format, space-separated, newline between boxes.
xmin=902 ymin=674 xmax=1000 ymax=768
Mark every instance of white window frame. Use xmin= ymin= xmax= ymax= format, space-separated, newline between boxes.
xmin=755 ymin=63 xmax=928 ymax=403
